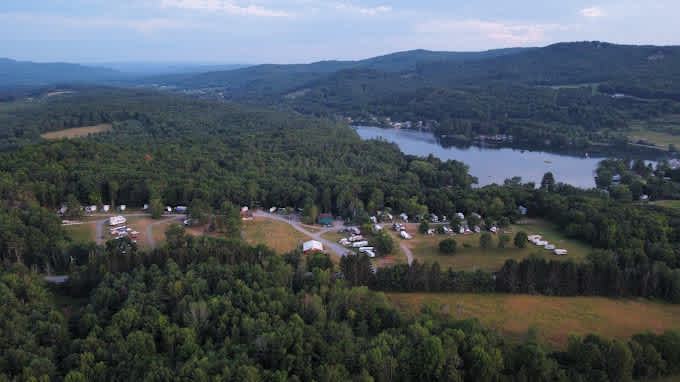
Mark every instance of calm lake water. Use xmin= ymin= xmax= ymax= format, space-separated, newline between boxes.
xmin=354 ymin=126 xmax=605 ymax=188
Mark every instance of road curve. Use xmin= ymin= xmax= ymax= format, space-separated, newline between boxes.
xmin=146 ymin=215 xmax=186 ymax=249
xmin=95 ymin=213 xmax=185 ymax=247
xmin=252 ymin=211 xmax=349 ymax=257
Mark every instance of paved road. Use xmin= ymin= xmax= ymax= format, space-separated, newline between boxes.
xmin=252 ymin=211 xmax=350 ymax=257
xmin=95 ymin=213 xmax=185 ymax=247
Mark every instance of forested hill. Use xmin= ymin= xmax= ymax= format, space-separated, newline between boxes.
xmin=138 ymin=42 xmax=680 ymax=151
xmin=148 ymin=47 xmax=532 ymax=93
xmin=0 ymin=58 xmax=123 ymax=87
xmin=416 ymin=42 xmax=680 ymax=88
xmin=155 ymin=42 xmax=680 ymax=100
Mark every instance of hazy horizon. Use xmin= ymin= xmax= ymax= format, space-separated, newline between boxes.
xmin=2 ymin=0 xmax=679 ymax=63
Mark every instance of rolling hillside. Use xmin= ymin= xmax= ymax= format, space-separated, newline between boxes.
xmin=151 ymin=47 xmax=532 ymax=95
xmin=0 ymin=58 xmax=123 ymax=87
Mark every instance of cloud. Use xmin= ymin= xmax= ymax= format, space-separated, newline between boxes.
xmin=161 ymin=0 xmax=292 ymax=17
xmin=580 ymin=7 xmax=604 ymax=18
xmin=416 ymin=19 xmax=567 ymax=45
xmin=0 ymin=12 xmax=186 ymax=34
xmin=334 ymin=3 xmax=391 ymax=16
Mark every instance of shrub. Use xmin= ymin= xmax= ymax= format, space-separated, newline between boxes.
xmin=439 ymin=238 xmax=457 ymax=254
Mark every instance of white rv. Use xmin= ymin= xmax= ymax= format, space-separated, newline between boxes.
xmin=109 ymin=215 xmax=126 ymax=226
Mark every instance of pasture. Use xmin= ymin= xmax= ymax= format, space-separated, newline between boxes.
xmin=41 ymin=123 xmax=112 ymax=139
xmin=628 ymin=116 xmax=680 ymax=149
xmin=387 ymin=292 xmax=680 ymax=348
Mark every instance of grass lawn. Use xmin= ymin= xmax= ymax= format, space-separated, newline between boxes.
xmin=652 ymin=200 xmax=680 ymax=211
xmin=41 ymin=123 xmax=112 ymax=139
xmin=151 ymin=220 xmax=183 ymax=246
xmin=374 ymin=241 xmax=408 ymax=267
xmin=628 ymin=118 xmax=680 ymax=150
xmin=386 ymin=292 xmax=680 ymax=348
xmin=655 ymin=376 xmax=680 ymax=382
xmin=122 ymin=216 xmax=155 ymax=248
xmin=405 ymin=219 xmax=592 ymax=272
xmin=300 ymin=224 xmax=323 ymax=233
xmin=242 ymin=217 xmax=310 ymax=253
xmin=321 ymin=231 xmax=344 ymax=243
xmin=65 ymin=222 xmax=97 ymax=243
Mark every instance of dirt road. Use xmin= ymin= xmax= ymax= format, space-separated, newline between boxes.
xmin=252 ymin=211 xmax=349 ymax=257
xmin=95 ymin=213 xmax=185 ymax=247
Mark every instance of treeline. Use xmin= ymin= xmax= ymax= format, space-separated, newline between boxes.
xmin=0 ymin=201 xmax=75 ymax=272
xmin=526 ymin=186 xmax=680 ymax=269
xmin=4 ymin=241 xmax=680 ymax=381
xmin=341 ymin=252 xmax=680 ymax=303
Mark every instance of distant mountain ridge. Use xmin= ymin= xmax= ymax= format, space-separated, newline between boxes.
xmin=155 ymin=41 xmax=680 ymax=104
xmin=0 ymin=58 xmax=122 ymax=87
xmin=145 ymin=47 xmax=535 ymax=101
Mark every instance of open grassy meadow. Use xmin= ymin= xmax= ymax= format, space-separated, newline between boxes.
xmin=404 ymin=218 xmax=592 ymax=271
xmin=652 ymin=200 xmax=680 ymax=211
xmin=41 ymin=123 xmax=112 ymax=139
xmin=64 ymin=222 xmax=98 ymax=243
xmin=320 ymin=231 xmax=344 ymax=243
xmin=387 ymin=292 xmax=680 ymax=348
xmin=628 ymin=116 xmax=680 ymax=150
xmin=242 ymin=217 xmax=310 ymax=253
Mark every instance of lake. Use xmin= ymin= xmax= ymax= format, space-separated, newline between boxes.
xmin=354 ymin=126 xmax=608 ymax=188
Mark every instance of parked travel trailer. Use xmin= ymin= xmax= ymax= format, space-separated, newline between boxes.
xmin=109 ymin=215 xmax=126 ymax=226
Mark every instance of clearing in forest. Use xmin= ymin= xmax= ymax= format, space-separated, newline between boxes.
xmin=628 ymin=116 xmax=680 ymax=150
xmin=403 ymin=218 xmax=592 ymax=272
xmin=387 ymin=292 xmax=680 ymax=348
xmin=242 ymin=217 xmax=310 ymax=253
xmin=41 ymin=123 xmax=112 ymax=139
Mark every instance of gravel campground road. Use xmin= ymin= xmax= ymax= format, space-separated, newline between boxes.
xmin=400 ymin=242 xmax=414 ymax=265
xmin=95 ymin=213 xmax=185 ymax=247
xmin=252 ymin=211 xmax=349 ymax=257
xmin=146 ymin=215 xmax=186 ymax=249
xmin=94 ymin=210 xmax=410 ymax=262
xmin=254 ymin=210 xmax=413 ymax=265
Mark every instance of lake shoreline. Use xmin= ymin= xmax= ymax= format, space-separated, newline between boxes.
xmin=353 ymin=125 xmax=665 ymax=188
xmin=351 ymin=125 xmax=671 ymax=160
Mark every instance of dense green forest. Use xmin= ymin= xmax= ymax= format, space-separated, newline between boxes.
xmin=147 ymin=42 xmax=680 ymax=150
xmin=3 ymin=239 xmax=680 ymax=381
xmin=3 ymin=87 xmax=680 ymax=380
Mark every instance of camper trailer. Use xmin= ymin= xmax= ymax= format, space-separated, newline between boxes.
xmin=109 ymin=215 xmax=126 ymax=226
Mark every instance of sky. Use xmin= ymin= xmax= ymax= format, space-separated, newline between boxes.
xmin=1 ymin=0 xmax=679 ymax=64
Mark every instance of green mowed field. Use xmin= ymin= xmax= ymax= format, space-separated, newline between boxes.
xmin=65 ymin=222 xmax=97 ymax=243
xmin=652 ymin=200 xmax=680 ymax=211
xmin=405 ymin=219 xmax=592 ymax=271
xmin=628 ymin=117 xmax=680 ymax=149
xmin=320 ymin=231 xmax=344 ymax=243
xmin=387 ymin=292 xmax=680 ymax=348
xmin=242 ymin=217 xmax=310 ymax=254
